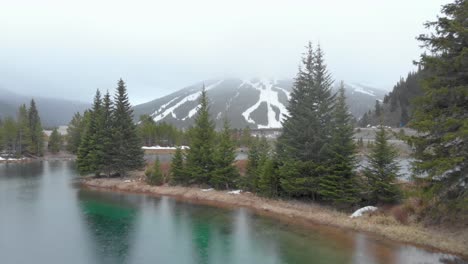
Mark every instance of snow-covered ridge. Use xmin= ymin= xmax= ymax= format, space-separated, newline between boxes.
xmin=348 ymin=83 xmax=376 ymax=97
xmin=150 ymin=80 xmax=224 ymax=122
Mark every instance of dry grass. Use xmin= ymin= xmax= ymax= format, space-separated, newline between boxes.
xmin=81 ymin=175 xmax=468 ymax=258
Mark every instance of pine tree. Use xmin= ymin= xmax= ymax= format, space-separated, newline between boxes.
xmin=77 ymin=90 xmax=103 ymax=175
xmin=277 ymin=42 xmax=317 ymax=161
xmin=111 ymin=79 xmax=144 ymax=176
xmin=48 ymin=128 xmax=62 ymax=153
xmin=185 ymin=86 xmax=216 ymax=185
xmin=277 ymin=42 xmax=336 ymax=198
xmin=145 ymin=158 xmax=164 ymax=186
xmin=100 ymin=91 xmax=115 ymax=177
xmin=66 ymin=112 xmax=84 ymax=154
xmin=170 ymin=147 xmax=187 ymax=185
xmin=240 ymin=126 xmax=252 ymax=147
xmin=17 ymin=104 xmax=32 ymax=155
xmin=409 ymin=0 xmax=468 ymax=218
xmin=258 ymin=158 xmax=280 ymax=197
xmin=374 ymin=100 xmax=382 ymax=117
xmin=244 ymin=136 xmax=270 ymax=191
xmin=211 ymin=119 xmax=239 ymax=189
xmin=28 ymin=99 xmax=44 ymax=156
xmin=364 ymin=124 xmax=400 ymax=204
xmin=2 ymin=117 xmax=18 ymax=155
xmin=319 ymin=82 xmax=360 ymax=205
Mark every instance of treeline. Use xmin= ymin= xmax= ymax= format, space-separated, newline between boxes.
xmin=0 ymin=100 xmax=44 ymax=157
xmin=154 ymin=43 xmax=401 ymax=208
xmin=359 ymin=70 xmax=423 ymax=128
xmin=138 ymin=115 xmax=188 ymax=146
xmin=74 ymin=79 xmax=144 ymax=176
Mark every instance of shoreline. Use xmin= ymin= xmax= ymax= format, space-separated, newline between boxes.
xmin=81 ymin=176 xmax=468 ymax=258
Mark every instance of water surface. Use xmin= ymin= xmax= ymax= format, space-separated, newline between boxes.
xmin=0 ymin=161 xmax=465 ymax=264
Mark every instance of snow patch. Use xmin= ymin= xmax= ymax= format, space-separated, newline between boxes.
xmin=201 ymin=188 xmax=214 ymax=192
xmin=142 ymin=146 xmax=189 ymax=150
xmin=350 ymin=206 xmax=378 ymax=218
xmin=227 ymin=190 xmax=242 ymax=195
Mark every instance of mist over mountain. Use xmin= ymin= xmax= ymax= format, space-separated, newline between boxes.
xmin=0 ymin=87 xmax=90 ymax=127
xmin=133 ymin=78 xmax=387 ymax=129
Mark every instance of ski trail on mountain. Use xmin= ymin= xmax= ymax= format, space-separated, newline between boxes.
xmin=241 ymin=79 xmax=289 ymax=128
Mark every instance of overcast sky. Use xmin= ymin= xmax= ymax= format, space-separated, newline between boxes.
xmin=1 ymin=0 xmax=448 ymax=105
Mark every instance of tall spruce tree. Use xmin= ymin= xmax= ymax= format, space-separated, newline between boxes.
xmin=277 ymin=42 xmax=316 ymax=161
xmin=364 ymin=124 xmax=400 ymax=204
xmin=111 ymin=79 xmax=144 ymax=176
xmin=211 ymin=119 xmax=239 ymax=189
xmin=277 ymin=42 xmax=336 ymax=198
xmin=319 ymin=82 xmax=359 ymax=205
xmin=77 ymin=90 xmax=103 ymax=175
xmin=28 ymin=99 xmax=44 ymax=156
xmin=409 ymin=0 xmax=468 ymax=218
xmin=100 ymin=91 xmax=115 ymax=177
xmin=185 ymin=86 xmax=216 ymax=185
xmin=170 ymin=147 xmax=187 ymax=185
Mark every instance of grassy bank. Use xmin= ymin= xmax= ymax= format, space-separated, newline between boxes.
xmin=81 ymin=175 xmax=468 ymax=258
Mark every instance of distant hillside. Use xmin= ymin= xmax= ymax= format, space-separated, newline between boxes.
xmin=359 ymin=71 xmax=423 ymax=127
xmin=134 ymin=78 xmax=387 ymax=129
xmin=0 ymin=87 xmax=90 ymax=127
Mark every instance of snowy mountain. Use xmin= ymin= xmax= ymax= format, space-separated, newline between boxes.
xmin=133 ymin=78 xmax=386 ymax=129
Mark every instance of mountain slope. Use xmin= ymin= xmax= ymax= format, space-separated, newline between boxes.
xmin=0 ymin=87 xmax=90 ymax=127
xmin=134 ymin=78 xmax=386 ymax=129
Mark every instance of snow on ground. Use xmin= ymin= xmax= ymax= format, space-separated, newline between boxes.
xmin=142 ymin=146 xmax=189 ymax=150
xmin=201 ymin=188 xmax=214 ymax=192
xmin=350 ymin=206 xmax=378 ymax=218
xmin=0 ymin=157 xmax=24 ymax=161
xmin=151 ymin=80 xmax=224 ymax=122
xmin=241 ymin=79 xmax=289 ymax=128
xmin=227 ymin=190 xmax=242 ymax=195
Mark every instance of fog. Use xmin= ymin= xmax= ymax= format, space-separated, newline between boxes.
xmin=0 ymin=0 xmax=449 ymax=105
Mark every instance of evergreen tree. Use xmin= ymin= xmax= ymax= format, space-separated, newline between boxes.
xmin=170 ymin=147 xmax=187 ymax=185
xmin=211 ymin=119 xmax=239 ymax=189
xmin=100 ymin=91 xmax=115 ymax=177
xmin=48 ymin=128 xmax=62 ymax=153
xmin=66 ymin=112 xmax=84 ymax=154
xmin=28 ymin=99 xmax=44 ymax=156
xmin=277 ymin=42 xmax=336 ymax=198
xmin=2 ymin=117 xmax=18 ymax=154
xmin=244 ymin=136 xmax=270 ymax=191
xmin=111 ymin=79 xmax=144 ymax=176
xmin=409 ymin=0 xmax=468 ymax=217
xmin=77 ymin=90 xmax=104 ymax=175
xmin=319 ymin=82 xmax=360 ymax=205
xmin=258 ymin=158 xmax=280 ymax=197
xmin=17 ymin=104 xmax=32 ymax=155
xmin=240 ymin=126 xmax=252 ymax=147
xmin=185 ymin=86 xmax=216 ymax=185
xmin=145 ymin=158 xmax=164 ymax=186
xmin=374 ymin=100 xmax=382 ymax=117
xmin=364 ymin=124 xmax=400 ymax=204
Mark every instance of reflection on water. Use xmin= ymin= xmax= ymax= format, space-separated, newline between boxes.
xmin=0 ymin=161 xmax=466 ymax=264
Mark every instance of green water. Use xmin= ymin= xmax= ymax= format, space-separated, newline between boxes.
xmin=0 ymin=161 xmax=465 ymax=264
